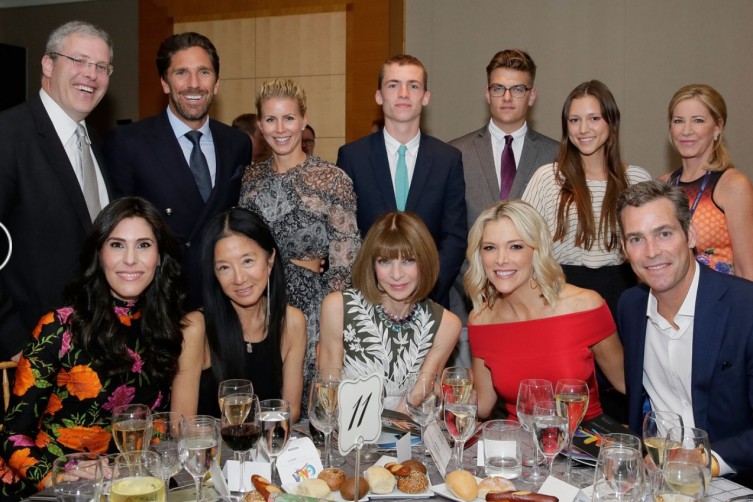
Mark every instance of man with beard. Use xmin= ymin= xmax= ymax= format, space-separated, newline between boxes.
xmin=105 ymin=32 xmax=250 ymax=309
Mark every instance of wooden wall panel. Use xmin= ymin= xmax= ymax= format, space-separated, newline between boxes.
xmin=176 ymin=19 xmax=257 ymax=79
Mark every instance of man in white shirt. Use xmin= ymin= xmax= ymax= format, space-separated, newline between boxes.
xmin=0 ymin=21 xmax=113 ymax=360
xmin=618 ymin=180 xmax=753 ymax=485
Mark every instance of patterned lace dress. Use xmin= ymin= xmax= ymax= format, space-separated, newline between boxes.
xmin=341 ymin=289 xmax=444 ymax=409
xmin=239 ymin=156 xmax=361 ymax=413
xmin=0 ymin=300 xmax=169 ymax=499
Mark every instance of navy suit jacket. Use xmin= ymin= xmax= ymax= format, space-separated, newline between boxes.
xmin=618 ymin=264 xmax=753 ymax=473
xmin=104 ymin=112 xmax=251 ymax=308
xmin=336 ymin=131 xmax=467 ymax=307
xmin=0 ymin=93 xmax=112 ymax=358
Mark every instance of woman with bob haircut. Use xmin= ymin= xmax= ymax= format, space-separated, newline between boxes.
xmin=240 ymin=78 xmax=360 ymax=412
xmin=171 ymin=207 xmax=306 ymax=421
xmin=318 ymin=211 xmax=461 ymax=409
xmin=0 ymin=197 xmax=183 ymax=499
xmin=660 ymin=84 xmax=753 ymax=280
xmin=522 ymin=80 xmax=651 ymax=316
xmin=465 ymin=200 xmax=624 ymax=421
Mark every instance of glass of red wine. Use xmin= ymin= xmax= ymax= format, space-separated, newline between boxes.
xmin=220 ymin=393 xmax=261 ymax=494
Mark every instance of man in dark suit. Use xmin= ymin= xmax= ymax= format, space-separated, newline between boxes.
xmin=450 ymin=49 xmax=558 ymax=227
xmin=617 ymin=180 xmax=753 ymax=482
xmin=0 ymin=21 xmax=113 ymax=360
xmin=105 ymin=32 xmax=251 ymax=309
xmin=336 ymin=54 xmax=467 ymax=308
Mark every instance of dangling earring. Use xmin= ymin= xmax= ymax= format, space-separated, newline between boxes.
xmin=266 ymin=274 xmax=271 ymax=331
xmin=529 ymin=269 xmax=539 ymax=290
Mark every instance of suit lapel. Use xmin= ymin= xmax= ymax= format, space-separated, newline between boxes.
xmin=149 ymin=113 xmax=205 ymax=205
xmin=29 ymin=95 xmax=92 ymax=230
xmin=407 ymin=135 xmax=432 ymax=211
xmin=371 ymin=132 xmax=398 ymax=210
xmin=690 ymin=267 xmax=728 ymax=431
xmin=474 ymin=128 xmax=500 ymax=202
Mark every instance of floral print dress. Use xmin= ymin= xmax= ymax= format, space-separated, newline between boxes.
xmin=0 ymin=299 xmax=168 ymax=499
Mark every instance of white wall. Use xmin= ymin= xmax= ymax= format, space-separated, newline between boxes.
xmin=406 ymin=0 xmax=753 ymax=179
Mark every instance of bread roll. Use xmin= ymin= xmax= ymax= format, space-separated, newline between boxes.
xmin=402 ymin=459 xmax=428 ymax=474
xmin=445 ymin=469 xmax=479 ymax=501
xmin=478 ymin=476 xmax=516 ymax=498
xmin=297 ymin=478 xmax=333 ymax=499
xmin=340 ymin=476 xmax=369 ymax=501
xmin=365 ymin=465 xmax=396 ymax=494
xmin=397 ymin=470 xmax=429 ymax=494
xmin=318 ymin=467 xmax=346 ymax=491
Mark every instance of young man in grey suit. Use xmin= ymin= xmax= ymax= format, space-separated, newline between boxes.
xmin=105 ymin=33 xmax=251 ymax=309
xmin=450 ymin=49 xmax=558 ymax=227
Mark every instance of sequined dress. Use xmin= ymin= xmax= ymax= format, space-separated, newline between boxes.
xmin=239 ymin=156 xmax=361 ymax=413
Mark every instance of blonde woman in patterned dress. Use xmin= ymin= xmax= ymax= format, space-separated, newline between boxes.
xmin=239 ymin=79 xmax=361 ymax=414
xmin=318 ymin=212 xmax=461 ymax=410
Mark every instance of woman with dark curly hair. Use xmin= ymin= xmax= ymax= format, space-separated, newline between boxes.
xmin=0 ymin=197 xmax=184 ymax=499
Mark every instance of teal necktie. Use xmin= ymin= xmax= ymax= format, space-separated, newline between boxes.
xmin=395 ymin=144 xmax=409 ymax=211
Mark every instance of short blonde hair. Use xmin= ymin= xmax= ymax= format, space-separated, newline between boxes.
xmin=352 ymin=212 xmax=439 ymax=304
xmin=668 ymin=84 xmax=732 ymax=172
xmin=465 ymin=200 xmax=564 ymax=312
xmin=255 ymin=78 xmax=307 ymax=117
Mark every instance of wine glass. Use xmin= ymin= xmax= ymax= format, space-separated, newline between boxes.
xmin=111 ymin=403 xmax=152 ymax=453
xmin=218 ymin=379 xmax=254 ymax=415
xmin=554 ymin=378 xmax=588 ymax=483
xmin=259 ymin=399 xmax=291 ymax=486
xmin=404 ymin=371 xmax=441 ymax=462
xmin=441 ymin=366 xmax=473 ymax=404
xmin=109 ymin=450 xmax=165 ymax=502
xmin=660 ymin=459 xmax=706 ymax=501
xmin=516 ymin=378 xmax=553 ymax=482
xmin=642 ymin=411 xmax=683 ymax=470
xmin=51 ymin=452 xmax=103 ymax=502
xmin=443 ymin=388 xmax=477 ymax=470
xmin=180 ymin=415 xmax=220 ymax=502
xmin=308 ymin=368 xmax=343 ymax=468
xmin=594 ymin=445 xmax=644 ymax=501
xmin=148 ymin=412 xmax=184 ymax=486
xmin=221 ymin=394 xmax=261 ymax=494
xmin=532 ymin=400 xmax=568 ymax=478
xmin=666 ymin=427 xmax=712 ymax=490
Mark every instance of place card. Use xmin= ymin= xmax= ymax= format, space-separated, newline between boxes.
xmin=396 ymin=432 xmax=412 ymax=462
xmin=338 ymin=375 xmax=384 ymax=455
xmin=538 ymin=475 xmax=590 ymax=502
xmin=275 ymin=436 xmax=324 ymax=485
xmin=223 ymin=460 xmax=271 ymax=492
xmin=423 ymin=420 xmax=452 ymax=478
xmin=476 ymin=439 xmax=485 ymax=468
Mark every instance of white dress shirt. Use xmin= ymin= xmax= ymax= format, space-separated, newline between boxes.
xmin=166 ymin=107 xmax=217 ymax=186
xmin=383 ymin=128 xmax=421 ymax=189
xmin=488 ymin=120 xmax=527 ymax=190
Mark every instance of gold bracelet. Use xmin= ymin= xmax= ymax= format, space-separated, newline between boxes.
xmin=711 ymin=453 xmax=720 ymax=477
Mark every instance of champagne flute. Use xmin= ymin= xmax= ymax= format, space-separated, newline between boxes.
xmin=109 ymin=450 xmax=165 ymax=502
xmin=148 ymin=412 xmax=184 ymax=486
xmin=444 ymin=388 xmax=477 ymax=470
xmin=532 ymin=400 xmax=568 ymax=478
xmin=218 ymin=379 xmax=254 ymax=416
xmin=441 ymin=366 xmax=473 ymax=404
xmin=404 ymin=371 xmax=441 ymax=462
xmin=221 ymin=394 xmax=261 ymax=494
xmin=180 ymin=415 xmax=220 ymax=502
xmin=554 ymin=378 xmax=588 ymax=483
xmin=308 ymin=369 xmax=342 ymax=468
xmin=111 ymin=403 xmax=152 ymax=453
xmin=51 ymin=452 xmax=103 ymax=502
xmin=259 ymin=399 xmax=291 ymax=486
xmin=516 ymin=379 xmax=553 ymax=481
xmin=642 ymin=411 xmax=683 ymax=470
xmin=666 ymin=427 xmax=712 ymax=489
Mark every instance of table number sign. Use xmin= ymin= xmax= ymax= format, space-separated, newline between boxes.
xmin=337 ymin=374 xmax=384 ymax=455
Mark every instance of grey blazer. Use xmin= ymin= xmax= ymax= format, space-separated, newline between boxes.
xmin=449 ymin=125 xmax=559 ymax=227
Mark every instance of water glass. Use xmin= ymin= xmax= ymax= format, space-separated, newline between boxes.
xmin=148 ymin=411 xmax=184 ymax=484
xmin=516 ymin=379 xmax=553 ymax=481
xmin=180 ymin=415 xmax=220 ymax=502
xmin=309 ymin=369 xmax=343 ymax=468
xmin=444 ymin=388 xmax=477 ymax=470
xmin=109 ymin=450 xmax=165 ymax=502
xmin=594 ymin=446 xmax=644 ymax=501
xmin=51 ymin=453 xmax=103 ymax=502
xmin=259 ymin=399 xmax=291 ymax=486
xmin=532 ymin=400 xmax=567 ymax=477
xmin=482 ymin=420 xmax=522 ymax=479
xmin=404 ymin=372 xmax=441 ymax=462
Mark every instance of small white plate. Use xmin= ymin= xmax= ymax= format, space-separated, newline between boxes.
xmin=366 ymin=456 xmax=434 ymax=499
xmin=431 ymin=476 xmax=484 ymax=502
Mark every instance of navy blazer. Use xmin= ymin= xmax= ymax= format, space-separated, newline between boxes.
xmin=336 ymin=131 xmax=467 ymax=307
xmin=104 ymin=112 xmax=251 ymax=308
xmin=618 ymin=264 xmax=753 ymax=473
xmin=0 ymin=93 xmax=113 ymax=358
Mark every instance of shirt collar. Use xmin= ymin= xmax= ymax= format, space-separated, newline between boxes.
xmin=39 ymin=88 xmax=81 ymax=143
xmin=383 ymin=128 xmax=421 ymax=156
xmin=488 ymin=119 xmax=528 ymax=144
xmin=646 ymin=261 xmax=700 ymax=327
xmin=166 ymin=106 xmax=212 ymax=140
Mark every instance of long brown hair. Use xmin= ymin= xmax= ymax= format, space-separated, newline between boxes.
xmin=554 ymin=80 xmax=628 ymax=252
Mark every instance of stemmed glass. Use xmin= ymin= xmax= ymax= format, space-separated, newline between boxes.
xmin=516 ymin=379 xmax=554 ymax=482
xmin=218 ymin=379 xmax=254 ymax=416
xmin=666 ymin=427 xmax=712 ymax=490
xmin=180 ymin=415 xmax=220 ymax=502
xmin=308 ymin=368 xmax=343 ymax=469
xmin=532 ymin=400 xmax=568 ymax=478
xmin=443 ymin=388 xmax=477 ymax=470
xmin=592 ymin=447 xmax=644 ymax=502
xmin=112 ymin=403 xmax=152 ymax=453
xmin=259 ymin=399 xmax=291 ymax=486
xmin=110 ymin=450 xmax=165 ymax=501
xmin=404 ymin=371 xmax=442 ymax=462
xmin=554 ymin=378 xmax=588 ymax=483
xmin=642 ymin=411 xmax=683 ymax=470
xmin=51 ymin=452 xmax=104 ymax=502
xmin=221 ymin=394 xmax=261 ymax=495
xmin=441 ymin=367 xmax=473 ymax=404
xmin=148 ymin=412 xmax=184 ymax=487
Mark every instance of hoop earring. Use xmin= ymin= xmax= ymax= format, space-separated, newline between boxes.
xmin=529 ymin=270 xmax=539 ymax=290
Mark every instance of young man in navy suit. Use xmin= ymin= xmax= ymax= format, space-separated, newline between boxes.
xmin=105 ymin=33 xmax=251 ymax=309
xmin=336 ymin=55 xmax=467 ymax=308
xmin=617 ymin=180 xmax=753 ymax=485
